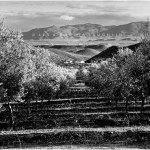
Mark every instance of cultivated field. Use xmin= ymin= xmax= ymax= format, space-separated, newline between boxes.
xmin=27 ymin=36 xmax=140 ymax=47
xmin=1 ymin=81 xmax=150 ymax=149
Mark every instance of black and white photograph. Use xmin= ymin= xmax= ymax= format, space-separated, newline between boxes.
xmin=0 ymin=0 xmax=150 ymax=149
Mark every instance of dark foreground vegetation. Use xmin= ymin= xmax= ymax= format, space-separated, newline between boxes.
xmin=1 ymin=128 xmax=150 ymax=149
xmin=2 ymin=97 xmax=150 ymax=130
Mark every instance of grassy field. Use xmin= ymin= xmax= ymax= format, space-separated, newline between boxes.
xmin=1 ymin=126 xmax=150 ymax=149
xmin=1 ymin=97 xmax=150 ymax=130
xmin=1 ymin=92 xmax=150 ymax=148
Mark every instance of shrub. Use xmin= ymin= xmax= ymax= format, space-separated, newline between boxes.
xmin=23 ymin=63 xmax=76 ymax=100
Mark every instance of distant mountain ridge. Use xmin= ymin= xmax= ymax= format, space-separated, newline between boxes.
xmin=23 ymin=22 xmax=145 ymax=40
xmin=101 ymin=22 xmax=145 ymax=36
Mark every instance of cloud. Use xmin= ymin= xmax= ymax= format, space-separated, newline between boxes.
xmin=1 ymin=1 xmax=149 ymax=32
xmin=75 ymin=13 xmax=140 ymax=26
xmin=60 ymin=15 xmax=74 ymax=21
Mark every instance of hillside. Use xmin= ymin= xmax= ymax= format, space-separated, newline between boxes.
xmin=101 ymin=22 xmax=145 ymax=36
xmin=49 ymin=48 xmax=89 ymax=61
xmin=76 ymin=48 xmax=100 ymax=56
xmin=23 ymin=23 xmax=107 ymax=40
xmin=34 ymin=44 xmax=108 ymax=62
xmin=39 ymin=48 xmax=71 ymax=64
xmin=84 ymin=44 xmax=106 ymax=51
xmin=23 ymin=22 xmax=145 ymax=40
xmin=35 ymin=45 xmax=85 ymax=52
xmin=33 ymin=46 xmax=87 ymax=64
xmin=85 ymin=43 xmax=141 ymax=63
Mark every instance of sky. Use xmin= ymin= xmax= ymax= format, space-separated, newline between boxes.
xmin=0 ymin=0 xmax=150 ymax=32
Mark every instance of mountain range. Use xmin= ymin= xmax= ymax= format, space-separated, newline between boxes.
xmin=23 ymin=21 xmax=145 ymax=40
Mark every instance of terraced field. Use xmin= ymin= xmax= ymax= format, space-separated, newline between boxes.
xmin=0 ymin=80 xmax=150 ymax=148
xmin=1 ymin=97 xmax=149 ymax=130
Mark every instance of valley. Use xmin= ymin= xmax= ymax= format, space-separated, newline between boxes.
xmin=27 ymin=36 xmax=140 ymax=64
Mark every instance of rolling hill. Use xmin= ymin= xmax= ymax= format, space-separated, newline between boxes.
xmin=23 ymin=22 xmax=145 ymax=40
xmin=35 ymin=45 xmax=85 ymax=52
xmin=48 ymin=48 xmax=89 ymax=61
xmin=34 ymin=45 xmax=91 ymax=63
xmin=34 ymin=45 xmax=88 ymax=64
xmin=84 ymin=44 xmax=106 ymax=51
xmin=85 ymin=43 xmax=141 ymax=63
xmin=35 ymin=44 xmax=107 ymax=62
xmin=76 ymin=48 xmax=100 ymax=56
xmin=39 ymin=48 xmax=68 ymax=64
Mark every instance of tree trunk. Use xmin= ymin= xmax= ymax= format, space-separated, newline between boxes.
xmin=8 ymin=103 xmax=14 ymax=130
xmin=140 ymin=95 xmax=145 ymax=117
xmin=115 ymin=98 xmax=118 ymax=108
xmin=27 ymin=99 xmax=31 ymax=114
xmin=41 ymin=96 xmax=43 ymax=111
xmin=126 ymin=97 xmax=128 ymax=115
xmin=36 ymin=94 xmax=38 ymax=112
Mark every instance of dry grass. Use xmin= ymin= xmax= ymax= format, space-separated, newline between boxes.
xmin=1 ymin=146 xmax=145 ymax=150
xmin=0 ymin=126 xmax=150 ymax=135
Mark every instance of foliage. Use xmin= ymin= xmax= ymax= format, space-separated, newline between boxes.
xmin=0 ymin=22 xmax=76 ymax=102
xmin=23 ymin=62 xmax=76 ymax=100
xmin=85 ymin=21 xmax=150 ymax=115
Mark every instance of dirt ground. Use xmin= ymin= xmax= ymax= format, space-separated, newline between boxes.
xmin=2 ymin=146 xmax=147 ymax=150
xmin=1 ymin=126 xmax=150 ymax=135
